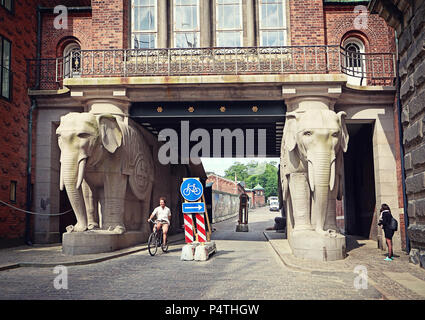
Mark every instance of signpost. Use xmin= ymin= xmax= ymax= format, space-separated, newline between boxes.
xmin=180 ymin=177 xmax=216 ymax=261
xmin=182 ymin=202 xmax=205 ymax=214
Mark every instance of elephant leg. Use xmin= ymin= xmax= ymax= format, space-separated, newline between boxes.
xmin=103 ymin=173 xmax=127 ymax=234
xmin=289 ymin=173 xmax=313 ymax=231
xmin=324 ymin=195 xmax=338 ymax=233
xmin=82 ymin=180 xmax=99 ymax=230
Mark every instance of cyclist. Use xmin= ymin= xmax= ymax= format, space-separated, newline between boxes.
xmin=148 ymin=197 xmax=171 ymax=246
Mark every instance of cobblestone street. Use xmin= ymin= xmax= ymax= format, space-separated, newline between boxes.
xmin=0 ymin=207 xmax=424 ymax=300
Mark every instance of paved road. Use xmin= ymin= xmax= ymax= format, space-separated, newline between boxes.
xmin=0 ymin=207 xmax=382 ymax=300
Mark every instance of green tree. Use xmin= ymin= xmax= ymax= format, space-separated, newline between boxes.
xmin=223 ymin=161 xmax=279 ymax=198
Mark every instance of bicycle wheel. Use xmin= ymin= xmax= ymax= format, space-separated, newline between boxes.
xmin=148 ymin=232 xmax=158 ymax=256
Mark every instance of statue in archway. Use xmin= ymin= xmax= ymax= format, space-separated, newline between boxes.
xmin=280 ymin=109 xmax=349 ymax=261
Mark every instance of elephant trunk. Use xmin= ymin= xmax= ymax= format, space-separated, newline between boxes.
xmin=60 ymin=154 xmax=87 ymax=231
xmin=308 ymin=151 xmax=334 ymax=232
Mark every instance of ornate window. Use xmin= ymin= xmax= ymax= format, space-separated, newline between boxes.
xmin=63 ymin=42 xmax=81 ymax=78
xmin=344 ymin=41 xmax=363 ymax=68
xmin=216 ymin=0 xmax=243 ymax=47
xmin=259 ymin=0 xmax=287 ymax=46
xmin=174 ymin=0 xmax=200 ymax=48
xmin=0 ymin=35 xmax=11 ymax=100
xmin=131 ymin=0 xmax=157 ymax=49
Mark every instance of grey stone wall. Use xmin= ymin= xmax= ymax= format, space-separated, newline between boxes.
xmin=211 ymin=190 xmax=240 ymax=223
xmin=397 ymin=2 xmax=425 ymax=268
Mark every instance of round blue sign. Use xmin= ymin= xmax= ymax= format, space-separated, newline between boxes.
xmin=180 ymin=178 xmax=203 ymax=202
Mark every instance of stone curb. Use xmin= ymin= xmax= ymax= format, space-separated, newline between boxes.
xmin=0 ymin=233 xmax=185 ymax=271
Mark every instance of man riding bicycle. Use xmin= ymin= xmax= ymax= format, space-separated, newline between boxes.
xmin=148 ymin=197 xmax=171 ymax=246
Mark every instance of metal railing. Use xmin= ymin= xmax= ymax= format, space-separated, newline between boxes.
xmin=340 ymin=47 xmax=396 ymax=86
xmin=26 ymin=45 xmax=395 ymax=90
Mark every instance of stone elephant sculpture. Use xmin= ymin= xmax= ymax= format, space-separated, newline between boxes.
xmin=56 ymin=112 xmax=154 ymax=234
xmin=280 ymin=108 xmax=349 ymax=236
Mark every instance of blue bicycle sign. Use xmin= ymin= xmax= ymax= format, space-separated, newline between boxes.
xmin=180 ymin=178 xmax=203 ymax=202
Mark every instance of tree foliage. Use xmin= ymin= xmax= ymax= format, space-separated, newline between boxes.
xmin=224 ymin=161 xmax=278 ymax=198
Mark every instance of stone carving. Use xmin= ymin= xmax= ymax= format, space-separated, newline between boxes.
xmin=280 ymin=108 xmax=349 ymax=260
xmin=56 ymin=112 xmax=154 ymax=234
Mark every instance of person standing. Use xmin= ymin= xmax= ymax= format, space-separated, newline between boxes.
xmin=148 ymin=197 xmax=171 ymax=246
xmin=378 ymin=204 xmax=395 ymax=261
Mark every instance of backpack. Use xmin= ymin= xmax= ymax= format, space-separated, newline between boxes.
xmin=389 ymin=217 xmax=398 ymax=231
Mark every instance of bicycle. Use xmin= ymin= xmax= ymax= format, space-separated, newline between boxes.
xmin=147 ymin=219 xmax=169 ymax=256
xmin=182 ymin=183 xmax=202 ymax=197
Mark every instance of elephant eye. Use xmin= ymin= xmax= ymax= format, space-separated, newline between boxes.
xmin=304 ymin=131 xmax=312 ymax=136
xmin=78 ymin=133 xmax=91 ymax=139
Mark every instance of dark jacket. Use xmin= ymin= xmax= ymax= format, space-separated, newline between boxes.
xmin=378 ymin=210 xmax=392 ymax=229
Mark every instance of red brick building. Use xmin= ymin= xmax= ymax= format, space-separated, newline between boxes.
xmin=206 ymin=174 xmax=244 ymax=195
xmin=0 ymin=0 xmax=404 ymax=253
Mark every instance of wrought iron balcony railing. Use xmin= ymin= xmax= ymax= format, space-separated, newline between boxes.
xmin=26 ymin=45 xmax=395 ymax=90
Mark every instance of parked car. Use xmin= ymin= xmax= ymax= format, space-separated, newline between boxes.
xmin=269 ymin=200 xmax=279 ymax=211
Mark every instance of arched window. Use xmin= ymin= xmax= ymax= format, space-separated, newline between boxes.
xmin=343 ymin=37 xmax=365 ymax=85
xmin=63 ymin=42 xmax=81 ymax=77
xmin=343 ymin=37 xmax=364 ymax=69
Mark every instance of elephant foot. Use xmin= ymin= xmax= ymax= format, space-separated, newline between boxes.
xmin=315 ymin=227 xmax=338 ymax=238
xmin=107 ymin=225 xmax=126 ymax=234
xmin=87 ymin=223 xmax=99 ymax=230
xmin=66 ymin=222 xmax=87 ymax=233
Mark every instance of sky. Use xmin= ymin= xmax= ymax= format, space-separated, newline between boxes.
xmin=201 ymin=157 xmax=280 ymax=176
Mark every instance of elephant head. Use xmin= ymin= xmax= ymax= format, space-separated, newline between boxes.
xmin=283 ymin=109 xmax=349 ymax=233
xmin=56 ymin=112 xmax=123 ymax=231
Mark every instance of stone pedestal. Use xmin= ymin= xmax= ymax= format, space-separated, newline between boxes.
xmin=288 ymin=230 xmax=346 ymax=261
xmin=62 ymin=230 xmax=145 ymax=255
xmin=194 ymin=241 xmax=217 ymax=261
xmin=180 ymin=242 xmax=200 ymax=261
xmin=181 ymin=241 xmax=217 ymax=261
xmin=236 ymin=224 xmax=249 ymax=232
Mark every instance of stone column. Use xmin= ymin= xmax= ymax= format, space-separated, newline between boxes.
xmin=371 ymin=109 xmax=401 ymax=252
xmin=245 ymin=0 xmax=256 ymax=47
xmin=157 ymin=0 xmax=168 ymax=48
xmin=200 ymin=0 xmax=211 ymax=47
xmin=33 ymin=101 xmax=83 ymax=244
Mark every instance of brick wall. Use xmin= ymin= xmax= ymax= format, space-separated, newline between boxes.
xmin=324 ymin=4 xmax=395 ymax=51
xmin=40 ymin=12 xmax=92 ymax=58
xmin=206 ymin=174 xmax=239 ymax=195
xmin=91 ymin=0 xmax=125 ymax=49
xmin=0 ymin=1 xmax=38 ymax=241
xmin=289 ymin=0 xmax=325 ymax=45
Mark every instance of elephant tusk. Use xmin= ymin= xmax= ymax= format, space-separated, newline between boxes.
xmin=308 ymin=161 xmax=314 ymax=192
xmin=329 ymin=158 xmax=336 ymax=191
xmin=59 ymin=162 xmax=64 ymax=191
xmin=76 ymin=158 xmax=86 ymax=190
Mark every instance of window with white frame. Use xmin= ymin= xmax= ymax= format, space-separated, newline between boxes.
xmin=0 ymin=36 xmax=11 ymax=100
xmin=131 ymin=0 xmax=157 ymax=49
xmin=259 ymin=0 xmax=287 ymax=46
xmin=174 ymin=0 xmax=200 ymax=48
xmin=216 ymin=0 xmax=243 ymax=47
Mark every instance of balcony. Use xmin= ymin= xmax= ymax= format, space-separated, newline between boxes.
xmin=26 ymin=45 xmax=396 ymax=91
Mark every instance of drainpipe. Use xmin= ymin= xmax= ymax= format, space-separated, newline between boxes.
xmin=395 ymin=31 xmax=410 ymax=253
xmin=25 ymin=98 xmax=37 ymax=245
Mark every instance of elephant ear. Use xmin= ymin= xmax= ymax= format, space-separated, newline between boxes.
xmin=97 ymin=114 xmax=123 ymax=153
xmin=283 ymin=112 xmax=298 ymax=152
xmin=337 ymin=111 xmax=349 ymax=152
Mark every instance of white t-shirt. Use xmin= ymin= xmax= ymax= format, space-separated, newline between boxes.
xmin=152 ymin=206 xmax=171 ymax=224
